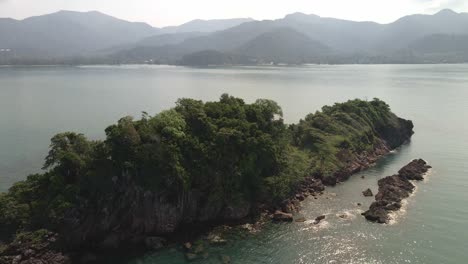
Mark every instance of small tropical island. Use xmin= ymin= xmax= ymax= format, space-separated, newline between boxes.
xmin=0 ymin=95 xmax=415 ymax=263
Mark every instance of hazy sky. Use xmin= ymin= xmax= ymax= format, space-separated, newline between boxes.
xmin=0 ymin=0 xmax=467 ymax=27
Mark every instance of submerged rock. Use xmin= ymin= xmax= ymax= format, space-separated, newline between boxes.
xmin=363 ymin=159 xmax=431 ymax=223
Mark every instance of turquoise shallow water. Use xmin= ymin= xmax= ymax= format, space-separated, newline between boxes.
xmin=1 ymin=64 xmax=468 ymax=263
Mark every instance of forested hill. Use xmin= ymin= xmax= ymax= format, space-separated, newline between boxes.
xmin=2 ymin=9 xmax=468 ymax=65
xmin=0 ymin=96 xmax=413 ymax=262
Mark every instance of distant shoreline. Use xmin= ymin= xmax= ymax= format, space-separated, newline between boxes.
xmin=1 ymin=62 xmax=468 ymax=68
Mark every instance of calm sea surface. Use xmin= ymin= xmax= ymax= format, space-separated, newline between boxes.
xmin=1 ymin=64 xmax=467 ymax=263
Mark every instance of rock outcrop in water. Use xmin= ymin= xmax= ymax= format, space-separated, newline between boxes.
xmin=362 ymin=159 xmax=431 ymax=223
xmin=362 ymin=188 xmax=373 ymax=197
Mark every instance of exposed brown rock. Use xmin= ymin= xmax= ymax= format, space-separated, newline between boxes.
xmin=363 ymin=159 xmax=431 ymax=223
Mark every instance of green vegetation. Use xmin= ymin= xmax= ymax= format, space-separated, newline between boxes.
xmin=0 ymin=95 xmax=410 ymax=243
xmin=291 ymin=98 xmax=400 ymax=179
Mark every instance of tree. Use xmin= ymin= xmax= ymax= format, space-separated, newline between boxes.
xmin=43 ymin=132 xmax=92 ymax=183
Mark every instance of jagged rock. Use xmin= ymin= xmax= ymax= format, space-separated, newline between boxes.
xmin=144 ymin=237 xmax=165 ymax=250
xmin=363 ymin=159 xmax=430 ymax=223
xmin=398 ymin=159 xmax=431 ymax=180
xmin=362 ymin=188 xmax=373 ymax=197
xmin=375 ymin=175 xmax=414 ymax=202
xmin=363 ymin=201 xmax=389 ymax=223
xmin=272 ymin=210 xmax=293 ymax=222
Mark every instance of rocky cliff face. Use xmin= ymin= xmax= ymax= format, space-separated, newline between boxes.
xmin=62 ymin=173 xmax=251 ymax=250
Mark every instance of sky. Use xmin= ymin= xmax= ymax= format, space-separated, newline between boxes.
xmin=0 ymin=0 xmax=467 ymax=27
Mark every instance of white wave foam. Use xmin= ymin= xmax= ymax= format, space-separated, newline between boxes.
xmin=387 ymin=185 xmax=418 ymax=225
xmin=388 ymin=161 xmax=432 ymax=225
xmin=423 ymin=167 xmax=433 ymax=182
xmin=335 ymin=208 xmax=363 ymax=221
xmin=300 ymin=220 xmax=331 ymax=232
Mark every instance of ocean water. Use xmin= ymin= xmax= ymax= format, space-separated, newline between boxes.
xmin=0 ymin=64 xmax=467 ymax=263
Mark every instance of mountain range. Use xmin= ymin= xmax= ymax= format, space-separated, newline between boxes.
xmin=1 ymin=9 xmax=468 ymax=65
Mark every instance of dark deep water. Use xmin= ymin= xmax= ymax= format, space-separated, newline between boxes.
xmin=1 ymin=64 xmax=467 ymax=263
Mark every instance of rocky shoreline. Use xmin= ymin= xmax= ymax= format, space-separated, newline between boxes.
xmin=273 ymin=138 xmax=405 ymax=220
xmin=0 ymin=230 xmax=70 ymax=264
xmin=0 ymin=143 xmax=410 ymax=264
xmin=362 ymin=159 xmax=432 ymax=224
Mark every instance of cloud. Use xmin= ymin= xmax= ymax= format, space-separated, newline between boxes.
xmin=420 ymin=0 xmax=468 ymax=12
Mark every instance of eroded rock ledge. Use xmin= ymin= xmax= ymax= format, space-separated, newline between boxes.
xmin=362 ymin=159 xmax=431 ymax=223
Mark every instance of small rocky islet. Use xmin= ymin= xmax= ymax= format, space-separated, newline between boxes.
xmin=0 ymin=97 xmax=416 ymax=263
xmin=362 ymin=159 xmax=432 ymax=223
